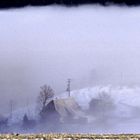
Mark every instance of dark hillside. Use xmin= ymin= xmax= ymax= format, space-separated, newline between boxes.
xmin=0 ymin=0 xmax=140 ymax=8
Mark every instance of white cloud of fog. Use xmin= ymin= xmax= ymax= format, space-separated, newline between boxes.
xmin=0 ymin=5 xmax=140 ymax=113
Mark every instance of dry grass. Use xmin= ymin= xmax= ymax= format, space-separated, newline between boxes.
xmin=0 ymin=134 xmax=140 ymax=140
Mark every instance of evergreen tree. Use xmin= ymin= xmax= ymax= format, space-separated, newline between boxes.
xmin=22 ymin=114 xmax=29 ymax=129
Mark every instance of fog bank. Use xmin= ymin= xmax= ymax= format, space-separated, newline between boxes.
xmin=0 ymin=5 xmax=140 ymax=113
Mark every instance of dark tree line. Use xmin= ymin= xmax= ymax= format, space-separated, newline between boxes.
xmin=0 ymin=0 xmax=140 ymax=8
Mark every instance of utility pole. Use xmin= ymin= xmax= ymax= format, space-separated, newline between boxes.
xmin=9 ymin=100 xmax=14 ymax=119
xmin=121 ymin=72 xmax=124 ymax=87
xmin=66 ymin=79 xmax=71 ymax=97
xmin=26 ymin=99 xmax=30 ymax=117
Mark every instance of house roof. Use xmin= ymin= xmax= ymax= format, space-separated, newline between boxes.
xmin=53 ymin=97 xmax=84 ymax=119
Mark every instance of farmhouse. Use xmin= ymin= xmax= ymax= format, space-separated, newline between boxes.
xmin=40 ymin=97 xmax=86 ymax=123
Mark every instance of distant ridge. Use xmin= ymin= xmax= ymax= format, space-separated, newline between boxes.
xmin=0 ymin=0 xmax=140 ymax=8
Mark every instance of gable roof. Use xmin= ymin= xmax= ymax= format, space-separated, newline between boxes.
xmin=53 ymin=97 xmax=84 ymax=119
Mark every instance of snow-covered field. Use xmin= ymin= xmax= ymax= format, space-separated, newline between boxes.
xmin=60 ymin=85 xmax=140 ymax=112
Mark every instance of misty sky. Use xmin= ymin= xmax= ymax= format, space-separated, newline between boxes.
xmin=0 ymin=5 xmax=140 ymax=113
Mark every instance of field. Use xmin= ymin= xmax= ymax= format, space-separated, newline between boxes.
xmin=0 ymin=134 xmax=140 ymax=140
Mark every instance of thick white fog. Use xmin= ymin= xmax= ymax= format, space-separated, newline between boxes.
xmin=0 ymin=5 xmax=140 ymax=114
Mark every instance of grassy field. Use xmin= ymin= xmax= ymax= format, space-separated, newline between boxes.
xmin=0 ymin=134 xmax=140 ymax=140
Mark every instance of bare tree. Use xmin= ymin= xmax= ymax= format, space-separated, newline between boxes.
xmin=89 ymin=91 xmax=115 ymax=117
xmin=37 ymin=85 xmax=54 ymax=113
